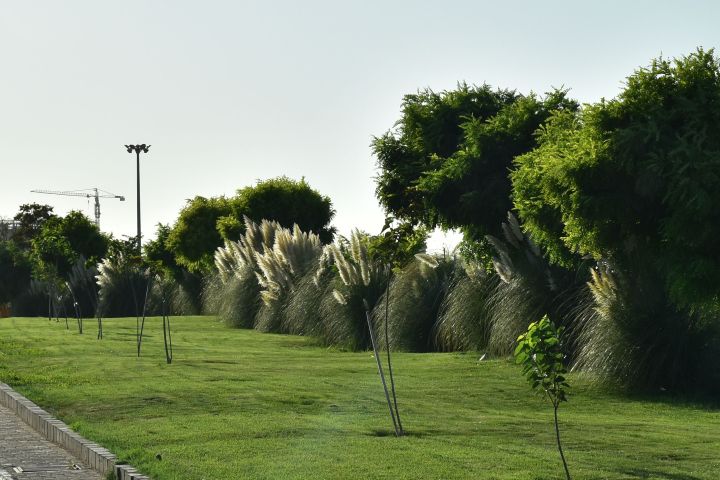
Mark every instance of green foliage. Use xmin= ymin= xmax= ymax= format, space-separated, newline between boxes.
xmin=167 ymin=177 xmax=336 ymax=275
xmin=232 ymin=176 xmax=336 ymax=244
xmin=512 ymin=49 xmax=720 ymax=307
xmin=12 ymin=203 xmax=56 ymax=247
xmin=0 ymin=241 xmax=32 ymax=303
xmin=145 ymin=224 xmax=183 ymax=280
xmin=366 ymin=219 xmax=428 ymax=269
xmin=373 ymin=84 xmax=576 ymax=260
xmin=515 ymin=315 xmax=572 ymax=480
xmin=515 ymin=315 xmax=569 ymax=403
xmin=29 ymin=211 xmax=108 ymax=280
xmin=167 ymin=196 xmax=233 ymax=274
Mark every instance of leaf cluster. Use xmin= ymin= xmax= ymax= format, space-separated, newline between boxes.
xmin=512 ymin=48 xmax=720 ymax=307
xmin=373 ymin=83 xmax=577 ymax=261
xmin=514 ymin=315 xmax=569 ymax=406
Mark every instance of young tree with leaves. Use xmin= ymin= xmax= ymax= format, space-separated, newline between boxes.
xmin=515 ymin=315 xmax=571 ymax=480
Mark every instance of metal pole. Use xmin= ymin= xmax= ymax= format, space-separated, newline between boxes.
xmin=136 ymin=149 xmax=141 ymax=254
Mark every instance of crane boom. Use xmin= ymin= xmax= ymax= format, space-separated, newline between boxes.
xmin=31 ymin=188 xmax=125 ymax=228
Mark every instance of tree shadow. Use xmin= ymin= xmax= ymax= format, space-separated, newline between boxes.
xmin=619 ymin=468 xmax=702 ymax=480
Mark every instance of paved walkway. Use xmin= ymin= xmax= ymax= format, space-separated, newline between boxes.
xmin=0 ymin=404 xmax=101 ymax=480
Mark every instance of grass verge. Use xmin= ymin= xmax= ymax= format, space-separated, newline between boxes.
xmin=0 ymin=316 xmax=718 ymax=479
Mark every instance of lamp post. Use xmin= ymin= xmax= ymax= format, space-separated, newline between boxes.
xmin=124 ymin=144 xmax=150 ymax=254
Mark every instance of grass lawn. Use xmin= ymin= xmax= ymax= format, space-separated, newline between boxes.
xmin=0 ymin=316 xmax=718 ymax=479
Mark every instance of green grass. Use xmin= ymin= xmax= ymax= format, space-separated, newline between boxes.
xmin=0 ymin=316 xmax=718 ymax=480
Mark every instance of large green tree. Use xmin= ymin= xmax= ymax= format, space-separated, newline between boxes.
xmin=12 ymin=203 xmax=56 ymax=248
xmin=30 ymin=211 xmax=109 ymax=279
xmin=166 ymin=196 xmax=232 ymax=274
xmin=512 ymin=48 xmax=720 ymax=308
xmin=229 ymin=176 xmax=336 ymax=243
xmin=373 ymin=83 xmax=576 ymax=259
xmin=167 ymin=177 xmax=336 ymax=274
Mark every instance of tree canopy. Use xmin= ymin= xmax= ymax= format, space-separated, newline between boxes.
xmin=167 ymin=177 xmax=335 ymax=274
xmin=512 ymin=48 xmax=720 ymax=307
xmin=373 ymin=83 xmax=576 ymax=259
xmin=30 ymin=211 xmax=109 ymax=279
xmin=12 ymin=203 xmax=56 ymax=247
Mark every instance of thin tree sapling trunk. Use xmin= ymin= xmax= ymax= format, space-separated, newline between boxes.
xmin=364 ymin=301 xmax=400 ymax=437
xmin=554 ymin=401 xmax=571 ymax=480
xmin=383 ymin=268 xmax=403 ymax=435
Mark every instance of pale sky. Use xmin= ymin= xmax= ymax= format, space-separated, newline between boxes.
xmin=1 ymin=1 xmax=718 ymax=251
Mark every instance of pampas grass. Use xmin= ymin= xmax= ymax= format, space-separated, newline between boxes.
xmin=573 ymin=265 xmax=720 ymax=392
xmin=318 ymin=231 xmax=388 ymax=350
xmin=433 ymin=263 xmax=497 ymax=352
xmin=373 ymin=253 xmax=459 ymax=352
xmin=206 ymin=217 xmax=280 ymax=328
xmin=254 ymin=224 xmax=322 ymax=332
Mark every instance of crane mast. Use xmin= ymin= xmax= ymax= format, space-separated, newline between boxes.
xmin=31 ymin=188 xmax=125 ymax=229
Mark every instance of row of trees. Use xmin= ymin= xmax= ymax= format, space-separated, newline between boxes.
xmin=1 ymin=176 xmax=337 ymax=320
xmin=370 ymin=48 xmax=720 ymax=393
xmin=200 ymin=47 xmax=720 ymax=395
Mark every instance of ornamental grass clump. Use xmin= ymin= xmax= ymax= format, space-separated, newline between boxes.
xmin=573 ymin=265 xmax=720 ymax=392
xmin=432 ymin=259 xmax=496 ymax=352
xmin=254 ymin=224 xmax=322 ymax=332
xmin=205 ymin=217 xmax=279 ymax=328
xmin=318 ymin=231 xmax=388 ymax=350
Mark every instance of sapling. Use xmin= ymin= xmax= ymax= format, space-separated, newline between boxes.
xmin=363 ymin=299 xmax=400 ymax=436
xmin=514 ymin=315 xmax=571 ymax=480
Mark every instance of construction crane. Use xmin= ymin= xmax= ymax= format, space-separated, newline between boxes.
xmin=31 ymin=188 xmax=125 ymax=229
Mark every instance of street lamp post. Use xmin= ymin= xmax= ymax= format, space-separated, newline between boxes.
xmin=124 ymin=144 xmax=150 ymax=253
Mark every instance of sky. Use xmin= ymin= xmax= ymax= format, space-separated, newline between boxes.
xmin=1 ymin=0 xmax=719 ymax=251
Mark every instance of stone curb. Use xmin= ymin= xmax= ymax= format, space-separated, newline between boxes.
xmin=0 ymin=382 xmax=150 ymax=480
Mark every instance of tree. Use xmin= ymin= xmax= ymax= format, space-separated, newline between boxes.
xmin=515 ymin=316 xmax=571 ymax=480
xmin=12 ymin=203 xmax=55 ymax=248
xmin=166 ymin=196 xmax=233 ymax=274
xmin=512 ymin=49 xmax=720 ymax=308
xmin=229 ymin=176 xmax=336 ymax=243
xmin=0 ymin=241 xmax=32 ymax=303
xmin=60 ymin=211 xmax=109 ymax=262
xmin=146 ymin=223 xmax=184 ymax=280
xmin=30 ymin=211 xmax=108 ymax=279
xmin=373 ymin=84 xmax=576 ymax=260
xmin=167 ymin=177 xmax=336 ymax=274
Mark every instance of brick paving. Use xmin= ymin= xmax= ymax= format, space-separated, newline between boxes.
xmin=0 ymin=404 xmax=102 ymax=480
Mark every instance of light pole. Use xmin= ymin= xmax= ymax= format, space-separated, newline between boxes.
xmin=124 ymin=144 xmax=150 ymax=254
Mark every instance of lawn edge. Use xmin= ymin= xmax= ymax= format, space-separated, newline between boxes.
xmin=0 ymin=381 xmax=149 ymax=480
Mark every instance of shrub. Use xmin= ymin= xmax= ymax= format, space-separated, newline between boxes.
xmin=254 ymin=225 xmax=322 ymax=332
xmin=96 ymin=253 xmax=148 ymax=318
xmin=574 ymin=266 xmax=720 ymax=393
xmin=205 ymin=217 xmax=279 ymax=327
xmin=433 ymin=261 xmax=496 ymax=352
xmin=373 ymin=253 xmax=467 ymax=352
xmin=318 ymin=231 xmax=388 ymax=350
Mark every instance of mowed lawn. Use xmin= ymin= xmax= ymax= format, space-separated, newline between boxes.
xmin=0 ymin=317 xmax=718 ymax=479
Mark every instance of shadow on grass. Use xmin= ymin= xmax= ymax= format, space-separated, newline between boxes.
xmin=619 ymin=468 xmax=701 ymax=480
